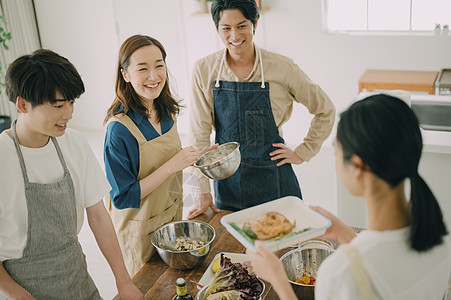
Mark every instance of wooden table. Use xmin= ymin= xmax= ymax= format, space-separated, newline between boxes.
xmin=120 ymin=210 xmax=322 ymax=300
xmin=359 ymin=69 xmax=438 ymax=95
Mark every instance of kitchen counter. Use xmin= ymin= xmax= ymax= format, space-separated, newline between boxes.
xmin=116 ymin=210 xmax=335 ymax=300
xmin=359 ymin=70 xmax=438 ymax=95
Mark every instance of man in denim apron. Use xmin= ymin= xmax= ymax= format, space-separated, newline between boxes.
xmin=188 ymin=0 xmax=335 ymax=216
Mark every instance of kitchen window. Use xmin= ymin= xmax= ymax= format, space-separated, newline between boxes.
xmin=322 ymin=0 xmax=451 ymax=34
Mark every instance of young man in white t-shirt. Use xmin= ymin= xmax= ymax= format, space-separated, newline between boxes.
xmin=0 ymin=49 xmax=143 ymax=299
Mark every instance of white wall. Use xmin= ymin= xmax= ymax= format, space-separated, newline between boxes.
xmin=32 ymin=0 xmax=451 ymax=131
xmin=33 ymin=0 xmax=451 ymax=215
xmin=34 ymin=0 xmax=118 ymax=129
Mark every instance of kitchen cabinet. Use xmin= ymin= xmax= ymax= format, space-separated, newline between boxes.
xmin=359 ymin=70 xmax=439 ymax=95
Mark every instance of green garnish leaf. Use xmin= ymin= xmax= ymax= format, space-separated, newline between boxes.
xmin=229 ymin=222 xmax=257 ymax=244
xmin=229 ymin=222 xmax=313 ymax=244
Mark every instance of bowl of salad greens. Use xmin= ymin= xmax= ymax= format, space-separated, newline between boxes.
xmin=195 ymin=254 xmax=264 ymax=300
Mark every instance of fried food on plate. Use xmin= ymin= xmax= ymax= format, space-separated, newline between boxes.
xmin=243 ymin=211 xmax=295 ymax=240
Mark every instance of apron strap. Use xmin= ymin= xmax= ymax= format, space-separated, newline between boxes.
xmin=214 ymin=46 xmax=265 ymax=88
xmin=340 ymin=243 xmax=376 ymax=300
xmin=214 ymin=50 xmax=226 ymax=88
xmin=11 ymin=120 xmax=30 ymax=184
xmin=50 ymin=136 xmax=70 ymax=175
xmin=257 ymin=47 xmax=265 ymax=88
xmin=110 ymin=114 xmax=147 ymax=145
xmin=11 ymin=120 xmax=68 ymax=183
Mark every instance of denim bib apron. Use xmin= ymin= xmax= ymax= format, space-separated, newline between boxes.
xmin=2 ymin=121 xmax=101 ymax=299
xmin=212 ymin=47 xmax=302 ymax=211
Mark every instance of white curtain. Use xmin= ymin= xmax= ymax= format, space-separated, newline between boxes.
xmin=0 ymin=0 xmax=40 ymax=121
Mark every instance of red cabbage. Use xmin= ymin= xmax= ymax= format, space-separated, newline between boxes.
xmin=204 ymin=254 xmax=263 ymax=300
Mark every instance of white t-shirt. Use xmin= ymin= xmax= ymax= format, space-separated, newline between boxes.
xmin=0 ymin=129 xmax=111 ymax=261
xmin=316 ymin=228 xmax=451 ymax=300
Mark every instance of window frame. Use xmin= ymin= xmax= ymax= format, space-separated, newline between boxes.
xmin=321 ymin=0 xmax=450 ymax=36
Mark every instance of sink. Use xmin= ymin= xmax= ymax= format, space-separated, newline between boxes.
xmin=411 ymin=102 xmax=451 ymax=132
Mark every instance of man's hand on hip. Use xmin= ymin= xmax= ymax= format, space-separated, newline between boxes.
xmin=270 ymin=143 xmax=304 ymax=166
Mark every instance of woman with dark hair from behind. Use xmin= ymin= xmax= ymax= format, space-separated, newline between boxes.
xmin=247 ymin=94 xmax=451 ymax=299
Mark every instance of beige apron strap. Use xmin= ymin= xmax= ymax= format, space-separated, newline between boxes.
xmin=109 ymin=114 xmax=147 ymax=145
xmin=340 ymin=244 xmax=375 ymax=300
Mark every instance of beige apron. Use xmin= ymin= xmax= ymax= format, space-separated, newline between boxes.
xmin=340 ymin=243 xmax=376 ymax=300
xmin=108 ymin=114 xmax=183 ymax=276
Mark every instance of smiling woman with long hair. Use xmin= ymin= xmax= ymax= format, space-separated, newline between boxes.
xmin=103 ymin=35 xmax=201 ymax=276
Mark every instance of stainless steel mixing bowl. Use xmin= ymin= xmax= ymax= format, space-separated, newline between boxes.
xmin=298 ymin=239 xmax=334 ymax=249
xmin=194 ymin=142 xmax=240 ymax=180
xmin=280 ymin=246 xmax=335 ymax=298
xmin=151 ymin=220 xmax=215 ymax=270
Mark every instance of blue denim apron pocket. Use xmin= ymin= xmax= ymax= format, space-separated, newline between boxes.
xmin=245 ymin=109 xmax=265 ymax=147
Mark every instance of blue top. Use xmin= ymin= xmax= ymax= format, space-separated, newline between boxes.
xmin=104 ymin=107 xmax=174 ymax=209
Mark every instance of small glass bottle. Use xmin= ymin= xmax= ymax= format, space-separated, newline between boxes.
xmin=173 ymin=278 xmax=193 ymax=300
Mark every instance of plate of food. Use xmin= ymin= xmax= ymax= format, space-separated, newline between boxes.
xmin=197 ymin=252 xmax=250 ymax=290
xmin=220 ymin=196 xmax=331 ymax=251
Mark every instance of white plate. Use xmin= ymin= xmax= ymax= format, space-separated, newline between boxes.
xmin=197 ymin=252 xmax=249 ymax=290
xmin=220 ymin=196 xmax=331 ymax=252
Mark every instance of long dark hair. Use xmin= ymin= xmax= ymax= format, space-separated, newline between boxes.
xmin=104 ymin=35 xmax=180 ymax=124
xmin=337 ymin=94 xmax=447 ymax=252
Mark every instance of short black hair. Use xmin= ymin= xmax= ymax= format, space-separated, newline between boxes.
xmin=211 ymin=0 xmax=260 ymax=29
xmin=6 ymin=49 xmax=85 ymax=107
